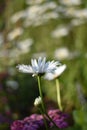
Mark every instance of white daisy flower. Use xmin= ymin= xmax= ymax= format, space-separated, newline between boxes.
xmin=17 ymin=57 xmax=59 ymax=76
xmin=44 ymin=64 xmax=66 ymax=80
xmin=34 ymin=96 xmax=42 ymax=107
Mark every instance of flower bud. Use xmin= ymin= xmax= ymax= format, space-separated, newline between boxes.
xmin=34 ymin=96 xmax=42 ymax=107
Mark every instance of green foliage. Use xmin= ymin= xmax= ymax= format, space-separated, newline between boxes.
xmin=0 ymin=124 xmax=10 ymax=130
xmin=73 ymin=109 xmax=87 ymax=130
xmin=0 ymin=0 xmax=87 ymax=129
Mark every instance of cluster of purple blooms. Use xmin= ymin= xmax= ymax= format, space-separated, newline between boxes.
xmin=48 ymin=109 xmax=70 ymax=129
xmin=11 ymin=109 xmax=71 ymax=130
xmin=11 ymin=114 xmax=46 ymax=130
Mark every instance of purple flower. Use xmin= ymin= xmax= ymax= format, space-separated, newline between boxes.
xmin=11 ymin=120 xmax=24 ymax=130
xmin=11 ymin=110 xmax=73 ymax=130
xmin=48 ymin=109 xmax=71 ymax=129
xmin=11 ymin=114 xmax=45 ymax=130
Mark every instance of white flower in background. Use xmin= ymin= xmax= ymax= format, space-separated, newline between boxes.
xmin=7 ymin=27 xmax=23 ymax=41
xmin=70 ymin=19 xmax=85 ymax=26
xmin=34 ymin=96 xmax=42 ymax=106
xmin=6 ymin=80 xmax=19 ymax=90
xmin=59 ymin=0 xmax=81 ymax=6
xmin=54 ymin=47 xmax=70 ymax=60
xmin=26 ymin=5 xmax=42 ymax=19
xmin=64 ymin=8 xmax=87 ymax=19
xmin=17 ymin=57 xmax=60 ymax=76
xmin=24 ymin=1 xmax=57 ymax=27
xmin=51 ymin=25 xmax=69 ymax=38
xmin=10 ymin=10 xmax=26 ymax=23
xmin=64 ymin=7 xmax=77 ymax=17
xmin=74 ymin=9 xmax=87 ymax=19
xmin=44 ymin=64 xmax=66 ymax=80
xmin=42 ymin=2 xmax=57 ymax=10
xmin=17 ymin=38 xmax=33 ymax=53
xmin=42 ymin=12 xmax=59 ymax=20
xmin=26 ymin=2 xmax=57 ymax=19
xmin=54 ymin=47 xmax=80 ymax=60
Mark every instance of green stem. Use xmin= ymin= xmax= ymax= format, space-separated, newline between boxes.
xmin=56 ymin=79 xmax=63 ymax=111
xmin=37 ymin=75 xmax=48 ymax=130
xmin=37 ymin=75 xmax=46 ymax=113
xmin=45 ymin=112 xmax=59 ymax=128
xmin=38 ymin=108 xmax=48 ymax=130
xmin=38 ymin=107 xmax=59 ymax=129
xmin=37 ymin=76 xmax=59 ymax=129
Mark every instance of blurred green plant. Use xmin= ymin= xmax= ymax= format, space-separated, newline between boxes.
xmin=0 ymin=0 xmax=87 ymax=129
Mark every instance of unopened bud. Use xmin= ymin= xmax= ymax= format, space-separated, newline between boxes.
xmin=34 ymin=96 xmax=42 ymax=107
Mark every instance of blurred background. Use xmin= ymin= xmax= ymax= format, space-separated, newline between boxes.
xmin=0 ymin=0 xmax=87 ymax=129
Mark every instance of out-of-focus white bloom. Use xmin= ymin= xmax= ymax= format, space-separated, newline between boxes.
xmin=54 ymin=47 xmax=80 ymax=60
xmin=6 ymin=80 xmax=19 ymax=90
xmin=24 ymin=2 xmax=57 ymax=27
xmin=17 ymin=57 xmax=60 ymax=76
xmin=51 ymin=25 xmax=69 ymax=38
xmin=59 ymin=0 xmax=81 ymax=6
xmin=7 ymin=27 xmax=23 ymax=41
xmin=24 ymin=5 xmax=45 ymax=26
xmin=26 ymin=11 xmax=58 ymax=27
xmin=64 ymin=8 xmax=87 ymax=19
xmin=43 ymin=2 xmax=57 ymax=10
xmin=10 ymin=10 xmax=26 ymax=23
xmin=73 ymin=9 xmax=87 ymax=19
xmin=26 ymin=2 xmax=57 ymax=18
xmin=54 ymin=47 xmax=70 ymax=60
xmin=34 ymin=96 xmax=42 ymax=106
xmin=42 ymin=12 xmax=59 ymax=20
xmin=26 ymin=0 xmax=57 ymax=10
xmin=64 ymin=7 xmax=77 ymax=17
xmin=70 ymin=19 xmax=85 ymax=26
xmin=26 ymin=5 xmax=43 ymax=18
xmin=44 ymin=64 xmax=66 ymax=80
xmin=17 ymin=39 xmax=33 ymax=53
xmin=23 ymin=17 xmax=43 ymax=27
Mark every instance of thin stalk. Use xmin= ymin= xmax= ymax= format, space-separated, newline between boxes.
xmin=38 ymin=108 xmax=48 ymax=130
xmin=37 ymin=75 xmax=48 ymax=130
xmin=56 ymin=79 xmax=63 ymax=111
xmin=45 ymin=112 xmax=59 ymax=128
xmin=38 ymin=108 xmax=59 ymax=129
xmin=37 ymin=76 xmax=59 ymax=129
xmin=37 ymin=75 xmax=46 ymax=113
